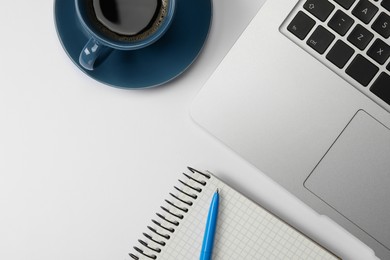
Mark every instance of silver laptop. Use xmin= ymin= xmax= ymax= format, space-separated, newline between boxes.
xmin=191 ymin=0 xmax=390 ymax=258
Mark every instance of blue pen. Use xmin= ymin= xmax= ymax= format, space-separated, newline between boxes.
xmin=200 ymin=189 xmax=220 ymax=260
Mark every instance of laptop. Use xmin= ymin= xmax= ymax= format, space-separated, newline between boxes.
xmin=191 ymin=0 xmax=390 ymax=259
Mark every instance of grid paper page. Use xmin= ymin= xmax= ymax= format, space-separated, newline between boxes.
xmin=130 ymin=169 xmax=340 ymax=260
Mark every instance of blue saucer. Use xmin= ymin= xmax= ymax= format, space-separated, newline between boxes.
xmin=54 ymin=0 xmax=212 ymax=89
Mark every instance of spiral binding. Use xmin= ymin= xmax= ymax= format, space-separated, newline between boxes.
xmin=129 ymin=167 xmax=210 ymax=260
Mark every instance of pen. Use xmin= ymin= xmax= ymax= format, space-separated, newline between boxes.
xmin=200 ymin=189 xmax=220 ymax=260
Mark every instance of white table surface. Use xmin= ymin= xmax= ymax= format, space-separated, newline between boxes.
xmin=0 ymin=1 xmax=379 ymax=259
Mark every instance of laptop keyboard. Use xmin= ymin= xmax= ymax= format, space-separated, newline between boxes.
xmin=283 ymin=0 xmax=390 ymax=110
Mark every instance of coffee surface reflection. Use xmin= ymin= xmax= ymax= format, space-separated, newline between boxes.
xmin=86 ymin=0 xmax=169 ymax=42
xmin=93 ymin=0 xmax=161 ymax=36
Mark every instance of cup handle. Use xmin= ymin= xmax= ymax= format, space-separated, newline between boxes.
xmin=79 ymin=38 xmax=111 ymax=71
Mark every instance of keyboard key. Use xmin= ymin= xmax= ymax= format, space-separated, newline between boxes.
xmin=335 ymin=0 xmax=356 ymax=9
xmin=288 ymin=11 xmax=316 ymax=40
xmin=304 ymin=0 xmax=335 ymax=21
xmin=382 ymin=0 xmax=390 ymax=12
xmin=328 ymin=10 xmax=355 ymax=36
xmin=370 ymin=72 xmax=390 ymax=105
xmin=367 ymin=39 xmax=390 ymax=65
xmin=352 ymin=0 xmax=379 ymax=24
xmin=346 ymin=54 xmax=379 ymax=86
xmin=372 ymin=12 xmax=390 ymax=38
xmin=347 ymin=24 xmax=374 ymax=50
xmin=307 ymin=26 xmax=335 ymax=54
xmin=326 ymin=40 xmax=355 ymax=68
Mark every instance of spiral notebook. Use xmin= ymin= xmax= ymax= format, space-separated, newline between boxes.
xmin=128 ymin=167 xmax=340 ymax=259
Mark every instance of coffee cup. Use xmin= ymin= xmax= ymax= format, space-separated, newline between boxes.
xmin=75 ymin=0 xmax=176 ymax=70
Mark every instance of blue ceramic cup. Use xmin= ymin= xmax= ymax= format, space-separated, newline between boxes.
xmin=75 ymin=0 xmax=176 ymax=70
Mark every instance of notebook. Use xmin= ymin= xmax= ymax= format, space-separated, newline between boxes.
xmin=128 ymin=167 xmax=340 ymax=259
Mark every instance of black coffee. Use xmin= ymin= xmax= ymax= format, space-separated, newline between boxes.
xmin=86 ymin=0 xmax=168 ymax=42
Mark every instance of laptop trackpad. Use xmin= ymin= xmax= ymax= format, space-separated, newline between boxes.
xmin=305 ymin=110 xmax=390 ymax=250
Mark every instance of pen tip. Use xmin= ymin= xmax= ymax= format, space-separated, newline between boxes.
xmin=216 ymin=189 xmax=219 ymax=194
